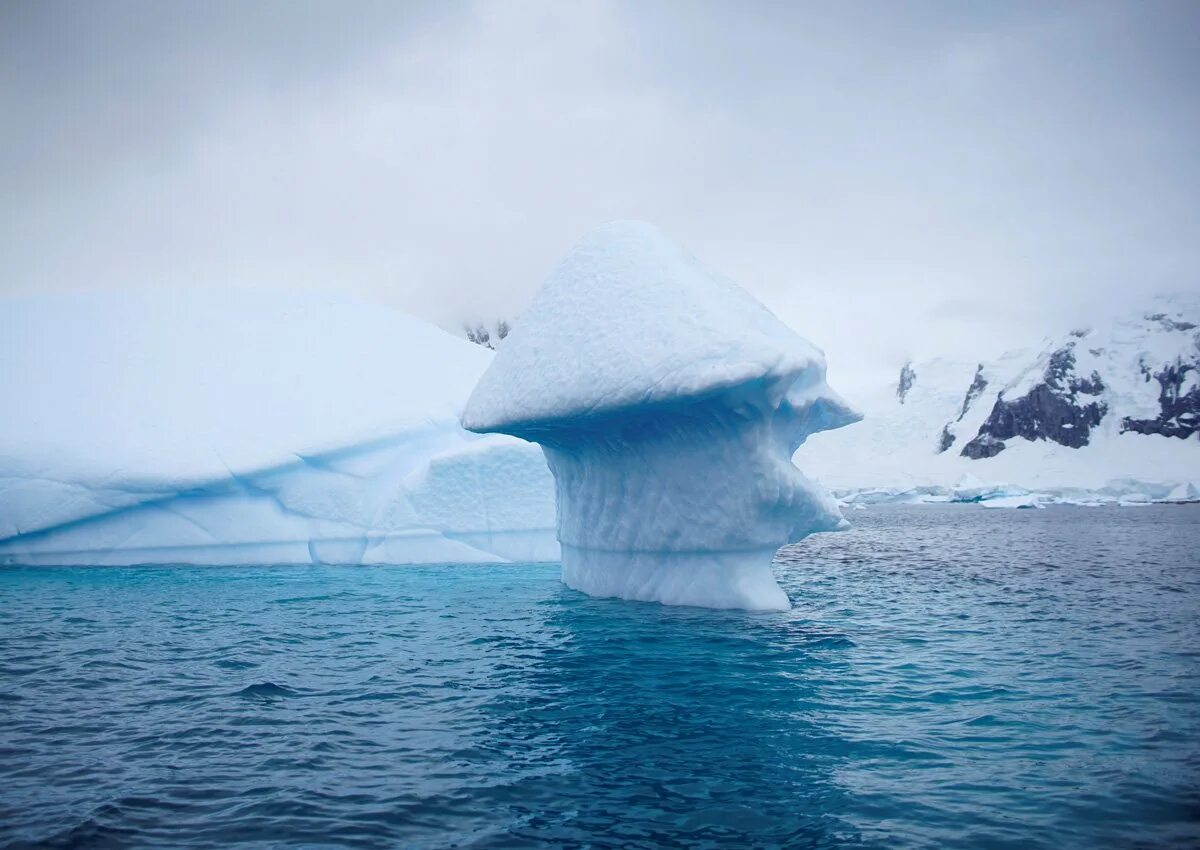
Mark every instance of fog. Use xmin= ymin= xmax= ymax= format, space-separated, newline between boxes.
xmin=2 ymin=0 xmax=1197 ymax=394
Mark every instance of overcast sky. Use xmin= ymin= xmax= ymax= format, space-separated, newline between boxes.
xmin=2 ymin=0 xmax=1197 ymax=394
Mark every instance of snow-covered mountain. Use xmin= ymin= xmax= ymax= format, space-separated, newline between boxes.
xmin=797 ymin=295 xmax=1200 ymax=504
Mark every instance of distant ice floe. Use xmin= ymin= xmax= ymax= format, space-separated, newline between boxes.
xmin=835 ymin=473 xmax=1200 ymax=509
xmin=462 ymin=221 xmax=859 ymax=611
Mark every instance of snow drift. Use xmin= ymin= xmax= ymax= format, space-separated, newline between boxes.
xmin=462 ymin=221 xmax=859 ymax=611
xmin=0 ymin=289 xmax=557 ymax=565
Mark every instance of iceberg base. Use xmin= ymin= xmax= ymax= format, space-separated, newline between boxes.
xmin=560 ymin=545 xmax=790 ymax=611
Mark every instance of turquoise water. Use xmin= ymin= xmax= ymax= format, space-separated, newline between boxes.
xmin=1 ymin=505 xmax=1197 ymax=849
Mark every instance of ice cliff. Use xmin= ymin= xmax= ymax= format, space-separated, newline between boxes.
xmin=461 ymin=221 xmax=859 ymax=611
xmin=0 ymin=289 xmax=557 ymax=565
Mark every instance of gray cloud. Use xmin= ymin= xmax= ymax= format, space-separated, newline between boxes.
xmin=2 ymin=0 xmax=1197 ymax=394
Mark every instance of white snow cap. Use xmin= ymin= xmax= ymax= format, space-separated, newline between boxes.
xmin=463 ymin=220 xmax=857 ymax=435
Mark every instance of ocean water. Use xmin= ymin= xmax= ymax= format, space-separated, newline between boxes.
xmin=1 ymin=505 xmax=1197 ymax=849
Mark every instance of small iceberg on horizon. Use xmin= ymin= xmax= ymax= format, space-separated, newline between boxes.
xmin=462 ymin=221 xmax=860 ymax=611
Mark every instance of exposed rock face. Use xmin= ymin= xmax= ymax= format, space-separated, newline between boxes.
xmin=959 ymin=365 xmax=988 ymax=420
xmin=464 ymin=320 xmax=511 ymax=350
xmin=937 ymin=424 xmax=955 ymax=453
xmin=961 ymin=433 xmax=1005 ymax=459
xmin=1146 ymin=313 xmax=1197 ymax=333
xmin=896 ymin=362 xmax=916 ymax=403
xmin=960 ymin=343 xmax=1106 ymax=458
xmin=1122 ymin=357 xmax=1200 ymax=439
xmin=937 ymin=364 xmax=987 ymax=454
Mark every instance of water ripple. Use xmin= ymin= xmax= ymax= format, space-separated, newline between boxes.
xmin=1 ymin=505 xmax=1198 ymax=848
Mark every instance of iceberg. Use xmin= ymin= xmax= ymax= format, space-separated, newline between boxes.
xmin=978 ymin=494 xmax=1047 ymax=509
xmin=0 ymin=289 xmax=558 ymax=565
xmin=462 ymin=221 xmax=859 ymax=611
xmin=1164 ymin=481 xmax=1200 ymax=502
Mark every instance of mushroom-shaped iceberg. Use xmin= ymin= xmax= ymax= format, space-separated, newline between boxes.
xmin=461 ymin=222 xmax=860 ymax=610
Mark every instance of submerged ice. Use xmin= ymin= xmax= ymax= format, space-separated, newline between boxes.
xmin=462 ymin=221 xmax=859 ymax=611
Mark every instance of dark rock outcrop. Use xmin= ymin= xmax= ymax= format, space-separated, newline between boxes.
xmin=961 ymin=433 xmax=1005 ymax=459
xmin=464 ymin=320 xmax=511 ymax=350
xmin=936 ymin=364 xmax=988 ymax=454
xmin=1121 ymin=358 xmax=1200 ymax=439
xmin=897 ymin=362 xmax=916 ymax=403
xmin=1146 ymin=313 xmax=1197 ymax=333
xmin=958 ymin=364 xmax=988 ymax=420
xmin=937 ymin=425 xmax=956 ymax=453
xmin=961 ymin=343 xmax=1106 ymax=458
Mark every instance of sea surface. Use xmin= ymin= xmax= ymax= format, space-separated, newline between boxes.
xmin=1 ymin=505 xmax=1198 ymax=849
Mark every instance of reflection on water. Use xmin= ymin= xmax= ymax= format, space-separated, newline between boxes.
xmin=1 ymin=505 xmax=1198 ymax=848
xmin=480 ymin=596 xmax=858 ymax=848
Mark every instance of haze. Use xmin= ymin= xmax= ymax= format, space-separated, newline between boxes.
xmin=2 ymin=0 xmax=1197 ymax=394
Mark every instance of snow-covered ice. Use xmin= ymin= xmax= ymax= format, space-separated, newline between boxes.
xmin=0 ymin=289 xmax=557 ymax=565
xmin=462 ymin=221 xmax=859 ymax=611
